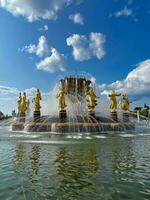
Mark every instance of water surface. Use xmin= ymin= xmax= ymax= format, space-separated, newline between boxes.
xmin=0 ymin=125 xmax=150 ymax=200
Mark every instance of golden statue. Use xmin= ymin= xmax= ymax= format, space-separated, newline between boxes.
xmin=33 ymin=89 xmax=42 ymax=112
xmin=27 ymin=99 xmax=30 ymax=115
xmin=86 ymin=86 xmax=98 ymax=112
xmin=108 ymin=90 xmax=121 ymax=112
xmin=20 ymin=92 xmax=27 ymax=114
xmin=17 ymin=92 xmax=22 ymax=114
xmin=57 ymin=87 xmax=67 ymax=110
xmin=119 ymin=94 xmax=130 ymax=112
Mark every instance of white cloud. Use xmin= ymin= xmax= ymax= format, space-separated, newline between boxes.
xmin=24 ymin=87 xmax=37 ymax=97
xmin=22 ymin=35 xmax=49 ymax=57
xmin=1 ymin=59 xmax=150 ymax=114
xmin=69 ymin=12 xmax=84 ymax=25
xmin=99 ymin=59 xmax=150 ymax=101
xmin=38 ymin=25 xmax=48 ymax=32
xmin=0 ymin=85 xmax=18 ymax=95
xmin=66 ymin=32 xmax=106 ymax=61
xmin=36 ymin=48 xmax=66 ymax=73
xmin=114 ymin=6 xmax=133 ymax=17
xmin=0 ymin=0 xmax=75 ymax=22
xmin=21 ymin=35 xmax=67 ymax=73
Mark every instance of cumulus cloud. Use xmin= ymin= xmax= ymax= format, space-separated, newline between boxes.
xmin=22 ymin=35 xmax=49 ymax=57
xmin=99 ymin=59 xmax=150 ymax=101
xmin=69 ymin=12 xmax=84 ymax=25
xmin=21 ymin=35 xmax=67 ymax=73
xmin=0 ymin=0 xmax=76 ymax=22
xmin=114 ymin=6 xmax=133 ymax=17
xmin=66 ymin=32 xmax=106 ymax=61
xmin=36 ymin=48 xmax=66 ymax=73
xmin=38 ymin=25 xmax=48 ymax=32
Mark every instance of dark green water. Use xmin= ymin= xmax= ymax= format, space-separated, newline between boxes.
xmin=0 ymin=126 xmax=150 ymax=200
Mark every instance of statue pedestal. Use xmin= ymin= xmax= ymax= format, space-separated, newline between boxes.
xmin=33 ymin=111 xmax=41 ymax=122
xmin=88 ymin=110 xmax=96 ymax=122
xmin=88 ymin=110 xmax=95 ymax=118
xmin=59 ymin=110 xmax=67 ymax=122
xmin=18 ymin=113 xmax=26 ymax=123
xmin=123 ymin=112 xmax=129 ymax=123
xmin=110 ymin=111 xmax=118 ymax=122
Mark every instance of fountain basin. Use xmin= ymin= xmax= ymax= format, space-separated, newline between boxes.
xmin=12 ymin=121 xmax=135 ymax=133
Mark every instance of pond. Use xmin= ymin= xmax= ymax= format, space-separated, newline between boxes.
xmin=0 ymin=125 xmax=150 ymax=200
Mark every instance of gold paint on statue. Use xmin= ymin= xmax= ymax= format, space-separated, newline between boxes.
xmin=20 ymin=92 xmax=27 ymax=114
xmin=17 ymin=92 xmax=22 ymax=114
xmin=86 ymin=86 xmax=98 ymax=112
xmin=108 ymin=90 xmax=121 ymax=112
xmin=27 ymin=99 xmax=30 ymax=115
xmin=57 ymin=87 xmax=67 ymax=110
xmin=119 ymin=94 xmax=130 ymax=112
xmin=33 ymin=89 xmax=42 ymax=112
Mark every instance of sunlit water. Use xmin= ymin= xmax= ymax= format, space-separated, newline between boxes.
xmin=0 ymin=124 xmax=150 ymax=200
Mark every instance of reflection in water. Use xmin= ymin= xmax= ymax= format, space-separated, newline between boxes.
xmin=54 ymin=147 xmax=99 ymax=199
xmin=27 ymin=145 xmax=41 ymax=200
xmin=14 ymin=144 xmax=26 ymax=178
xmin=28 ymin=145 xmax=41 ymax=180
xmin=111 ymin=138 xmax=136 ymax=176
xmin=10 ymin=135 xmax=150 ymax=200
xmin=14 ymin=144 xmax=41 ymax=200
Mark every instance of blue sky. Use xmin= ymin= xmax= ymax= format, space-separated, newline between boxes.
xmin=0 ymin=0 xmax=150 ymax=114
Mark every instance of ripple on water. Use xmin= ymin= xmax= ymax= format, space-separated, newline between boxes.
xmin=138 ymin=133 xmax=150 ymax=136
xmin=0 ymin=127 xmax=150 ymax=199
xmin=18 ymin=140 xmax=79 ymax=144
xmin=94 ymin=135 xmax=107 ymax=139
xmin=119 ymin=134 xmax=135 ymax=137
xmin=66 ymin=135 xmax=82 ymax=139
xmin=9 ymin=134 xmax=41 ymax=139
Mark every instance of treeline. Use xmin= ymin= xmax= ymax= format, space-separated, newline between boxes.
xmin=133 ymin=104 xmax=149 ymax=118
xmin=0 ymin=111 xmax=11 ymax=120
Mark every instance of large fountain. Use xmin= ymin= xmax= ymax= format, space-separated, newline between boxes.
xmin=12 ymin=76 xmax=135 ymax=133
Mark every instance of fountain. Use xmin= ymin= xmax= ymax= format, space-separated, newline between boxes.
xmin=12 ymin=76 xmax=135 ymax=133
